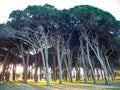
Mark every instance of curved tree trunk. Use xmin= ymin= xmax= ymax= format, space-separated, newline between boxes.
xmin=86 ymin=43 xmax=96 ymax=84
xmin=96 ymin=50 xmax=110 ymax=85
xmin=105 ymin=56 xmax=114 ymax=81
xmin=96 ymin=52 xmax=110 ymax=85
xmin=85 ymin=38 xmax=110 ymax=85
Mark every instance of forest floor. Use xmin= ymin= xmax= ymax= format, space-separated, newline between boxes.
xmin=0 ymin=79 xmax=120 ymax=90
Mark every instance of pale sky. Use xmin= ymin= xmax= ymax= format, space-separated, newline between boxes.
xmin=0 ymin=0 xmax=120 ymax=23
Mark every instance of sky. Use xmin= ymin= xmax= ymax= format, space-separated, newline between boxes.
xmin=0 ymin=0 xmax=120 ymax=23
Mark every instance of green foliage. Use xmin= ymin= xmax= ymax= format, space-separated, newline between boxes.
xmin=24 ymin=4 xmax=58 ymax=16
xmin=1 ymin=4 xmax=120 ymax=54
xmin=0 ymin=23 xmax=6 ymax=32
xmin=4 ymin=4 xmax=119 ymax=47
xmin=116 ymin=21 xmax=120 ymax=26
xmin=9 ymin=10 xmax=23 ymax=20
xmin=113 ymin=36 xmax=120 ymax=46
xmin=69 ymin=5 xmax=116 ymax=26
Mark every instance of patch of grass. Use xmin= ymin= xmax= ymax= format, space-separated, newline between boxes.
xmin=1 ymin=79 xmax=120 ymax=90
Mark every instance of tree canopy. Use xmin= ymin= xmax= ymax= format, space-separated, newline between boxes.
xmin=0 ymin=4 xmax=120 ymax=85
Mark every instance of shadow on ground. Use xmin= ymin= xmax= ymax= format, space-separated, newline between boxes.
xmin=0 ymin=80 xmax=120 ymax=90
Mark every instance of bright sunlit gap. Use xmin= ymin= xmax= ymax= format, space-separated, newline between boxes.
xmin=0 ymin=0 xmax=120 ymax=23
xmin=0 ymin=63 xmax=105 ymax=81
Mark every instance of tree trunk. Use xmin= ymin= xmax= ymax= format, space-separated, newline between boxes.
xmin=86 ymin=39 xmax=110 ymax=85
xmin=5 ymin=69 xmax=10 ymax=82
xmin=39 ymin=66 xmax=43 ymax=81
xmin=4 ymin=54 xmax=11 ymax=82
xmin=0 ymin=52 xmax=9 ymax=81
xmin=83 ymin=58 xmax=87 ymax=83
xmin=34 ymin=55 xmax=38 ymax=82
xmin=64 ymin=55 xmax=70 ymax=82
xmin=40 ymin=49 xmax=50 ymax=85
xmin=98 ymin=55 xmax=110 ymax=85
xmin=97 ymin=54 xmax=110 ymax=85
xmin=23 ymin=53 xmax=29 ymax=83
xmin=75 ymin=68 xmax=78 ymax=82
xmin=67 ymin=51 xmax=73 ymax=82
xmin=86 ymin=43 xmax=96 ymax=84
xmin=102 ymin=63 xmax=110 ymax=85
xmin=77 ymin=54 xmax=81 ymax=82
xmin=105 ymin=56 xmax=114 ymax=81
xmin=44 ymin=47 xmax=50 ymax=85
xmin=57 ymin=40 xmax=62 ymax=84
xmin=52 ymin=53 xmax=56 ymax=82
xmin=81 ymin=47 xmax=87 ymax=83
xmin=12 ymin=61 xmax=16 ymax=81
xmin=96 ymin=67 xmax=100 ymax=80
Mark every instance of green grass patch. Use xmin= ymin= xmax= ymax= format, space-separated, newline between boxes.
xmin=1 ymin=79 xmax=120 ymax=90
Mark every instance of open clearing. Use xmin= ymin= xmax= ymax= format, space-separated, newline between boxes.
xmin=0 ymin=80 xmax=120 ymax=90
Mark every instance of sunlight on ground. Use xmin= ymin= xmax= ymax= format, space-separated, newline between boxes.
xmin=1 ymin=78 xmax=120 ymax=90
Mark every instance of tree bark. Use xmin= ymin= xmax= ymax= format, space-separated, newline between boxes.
xmin=105 ymin=56 xmax=114 ymax=81
xmin=23 ymin=53 xmax=29 ymax=83
xmin=44 ymin=47 xmax=50 ymax=85
xmin=0 ymin=52 xmax=9 ymax=81
xmin=12 ymin=60 xmax=16 ymax=81
xmin=82 ymin=47 xmax=88 ymax=83
xmin=57 ymin=40 xmax=63 ymax=84
xmin=86 ymin=42 xmax=96 ymax=84
xmin=96 ymin=67 xmax=100 ymax=80
xmin=40 ymin=48 xmax=50 ymax=85
xmin=64 ymin=55 xmax=71 ymax=82
xmin=34 ymin=55 xmax=38 ymax=82
xmin=67 ymin=50 xmax=73 ymax=82
xmin=85 ymin=38 xmax=110 ymax=85
xmin=77 ymin=53 xmax=81 ymax=82
xmin=52 ymin=53 xmax=56 ymax=82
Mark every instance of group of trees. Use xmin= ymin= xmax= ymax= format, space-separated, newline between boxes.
xmin=0 ymin=4 xmax=120 ymax=85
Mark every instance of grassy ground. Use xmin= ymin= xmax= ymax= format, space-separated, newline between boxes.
xmin=0 ymin=79 xmax=120 ymax=90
